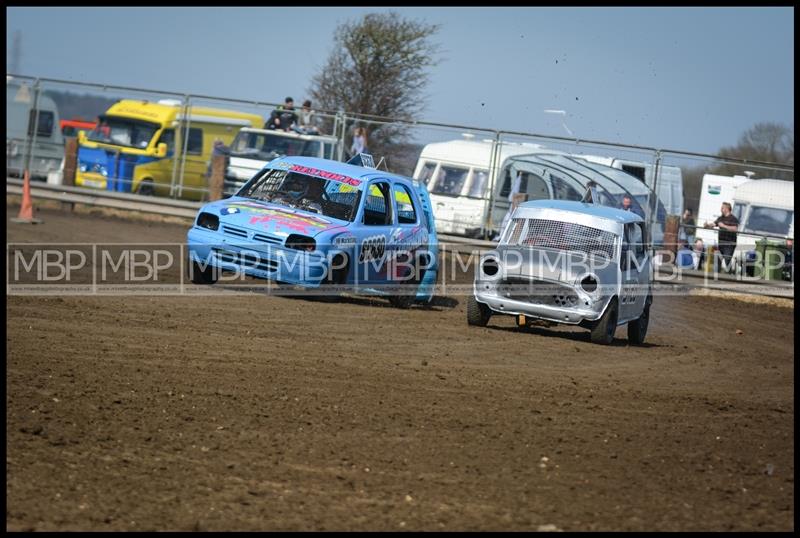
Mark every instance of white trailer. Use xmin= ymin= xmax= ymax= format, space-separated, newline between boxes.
xmin=694 ymin=173 xmax=750 ymax=247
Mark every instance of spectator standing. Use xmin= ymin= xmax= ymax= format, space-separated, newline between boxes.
xmin=703 ymin=201 xmax=739 ymax=272
xmin=680 ymin=208 xmax=696 ymax=244
xmin=350 ymin=126 xmax=368 ymax=156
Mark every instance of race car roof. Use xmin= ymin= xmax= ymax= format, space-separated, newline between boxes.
xmin=518 ymin=199 xmax=645 ymax=224
xmin=263 ymin=156 xmax=414 ymax=187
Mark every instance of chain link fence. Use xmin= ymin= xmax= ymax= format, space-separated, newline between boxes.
xmin=6 ymin=74 xmax=794 ymax=280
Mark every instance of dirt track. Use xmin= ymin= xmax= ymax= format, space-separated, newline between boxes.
xmin=6 ymin=204 xmax=795 ymax=531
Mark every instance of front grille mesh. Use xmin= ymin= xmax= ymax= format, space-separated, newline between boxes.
xmin=506 ymin=218 xmax=616 ymax=259
xmin=498 ymin=277 xmax=581 ymax=308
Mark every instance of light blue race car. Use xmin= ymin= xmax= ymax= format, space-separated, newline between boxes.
xmin=186 ymin=155 xmax=438 ymax=307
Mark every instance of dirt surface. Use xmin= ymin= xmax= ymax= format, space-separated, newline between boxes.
xmin=6 ymin=204 xmax=795 ymax=531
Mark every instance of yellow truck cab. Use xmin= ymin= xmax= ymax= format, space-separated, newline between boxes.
xmin=75 ymin=99 xmax=261 ymax=200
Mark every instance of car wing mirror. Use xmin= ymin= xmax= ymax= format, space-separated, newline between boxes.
xmin=156 ymin=142 xmax=168 ymax=158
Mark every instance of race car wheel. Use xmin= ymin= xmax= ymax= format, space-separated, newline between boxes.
xmin=189 ymin=260 xmax=217 ymax=285
xmin=388 ymin=289 xmax=416 ymax=309
xmin=466 ymin=295 xmax=492 ymax=327
xmin=388 ymin=254 xmax=420 ymax=309
xmin=627 ymin=295 xmax=652 ymax=345
xmin=590 ymin=297 xmax=618 ymax=345
xmin=311 ymin=253 xmax=350 ymax=302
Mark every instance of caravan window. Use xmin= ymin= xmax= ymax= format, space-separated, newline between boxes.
xmin=744 ymin=206 xmax=793 ymax=236
xmin=417 ymin=161 xmax=437 ymax=186
xmin=732 ymin=203 xmax=746 ymax=222
xmin=431 ymin=165 xmax=469 ymax=196
xmin=27 ymin=110 xmax=54 ymax=138
xmin=621 ymin=164 xmax=646 ymax=182
xmin=467 ymin=168 xmax=489 ymax=198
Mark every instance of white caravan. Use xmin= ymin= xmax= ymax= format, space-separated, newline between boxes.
xmin=730 ymin=179 xmax=794 ymax=255
xmin=694 ymin=173 xmax=751 ymax=247
xmin=576 ymin=154 xmax=684 ymax=218
xmin=6 ymin=77 xmax=64 ymax=180
xmin=413 ymin=137 xmax=663 ymax=239
xmin=412 ymin=137 xmax=546 ymax=236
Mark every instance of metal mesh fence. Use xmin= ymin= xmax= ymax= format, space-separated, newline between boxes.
xmin=6 ymin=74 xmax=794 ymax=281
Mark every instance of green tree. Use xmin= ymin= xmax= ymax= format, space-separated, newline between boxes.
xmin=309 ymin=12 xmax=441 ymax=169
xmin=681 ymin=122 xmax=794 ymax=214
xmin=712 ymin=122 xmax=794 ymax=179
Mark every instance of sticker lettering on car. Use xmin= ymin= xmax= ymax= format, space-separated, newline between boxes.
xmin=359 ymin=234 xmax=386 ymax=263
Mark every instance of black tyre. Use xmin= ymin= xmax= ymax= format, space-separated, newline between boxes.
xmin=138 ymin=180 xmax=155 ymax=196
xmin=627 ymin=295 xmax=652 ymax=345
xmin=388 ymin=253 xmax=420 ymax=309
xmin=590 ymin=298 xmax=618 ymax=345
xmin=467 ymin=295 xmax=492 ymax=327
xmin=311 ymin=253 xmax=350 ymax=303
xmin=189 ymin=260 xmax=217 ymax=285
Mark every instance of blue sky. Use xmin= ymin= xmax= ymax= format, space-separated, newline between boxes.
xmin=6 ymin=6 xmax=794 ymax=156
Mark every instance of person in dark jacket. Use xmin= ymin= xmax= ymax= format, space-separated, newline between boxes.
xmin=265 ymin=96 xmax=298 ymax=131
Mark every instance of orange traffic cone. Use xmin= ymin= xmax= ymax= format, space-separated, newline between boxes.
xmin=12 ymin=169 xmax=43 ymax=224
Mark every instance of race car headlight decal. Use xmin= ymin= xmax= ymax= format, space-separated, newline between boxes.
xmin=197 ymin=212 xmax=219 ymax=231
xmin=286 ymin=234 xmax=316 ymax=252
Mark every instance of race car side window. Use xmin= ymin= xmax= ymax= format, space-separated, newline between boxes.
xmin=393 ymin=184 xmax=417 ymax=224
xmin=363 ymin=181 xmax=392 ymax=226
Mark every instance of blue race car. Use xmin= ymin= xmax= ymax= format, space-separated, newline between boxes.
xmin=187 ymin=155 xmax=438 ymax=307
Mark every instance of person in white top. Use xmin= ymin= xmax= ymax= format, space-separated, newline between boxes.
xmin=350 ymin=126 xmax=368 ymax=157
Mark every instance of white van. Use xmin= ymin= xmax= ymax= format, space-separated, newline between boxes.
xmin=694 ymin=173 xmax=751 ymax=247
xmin=730 ymin=179 xmax=794 ymax=254
xmin=577 ymin=154 xmax=684 ymax=218
xmin=6 ymin=77 xmax=64 ymax=180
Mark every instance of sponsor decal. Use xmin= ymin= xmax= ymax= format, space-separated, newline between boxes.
xmin=707 ymin=185 xmax=721 ymax=195
xmin=220 ymin=207 xmax=240 ymax=215
xmin=221 ymin=201 xmax=334 ymax=234
xmin=289 ymin=164 xmax=362 ymax=187
xmin=333 ymin=234 xmax=357 ymax=248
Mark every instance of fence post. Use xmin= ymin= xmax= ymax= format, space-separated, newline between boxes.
xmin=208 ymin=153 xmax=226 ymax=201
xmin=483 ymin=131 xmax=501 ymax=240
xmin=649 ymin=150 xmax=662 ymax=248
xmin=22 ymin=79 xmax=42 ymax=178
xmin=169 ymin=94 xmax=190 ymax=198
xmin=63 ymin=137 xmax=78 ymax=186
xmin=177 ymin=95 xmax=193 ymax=199
xmin=61 ymin=137 xmax=78 ymax=211
xmin=336 ymin=111 xmax=346 ymax=162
